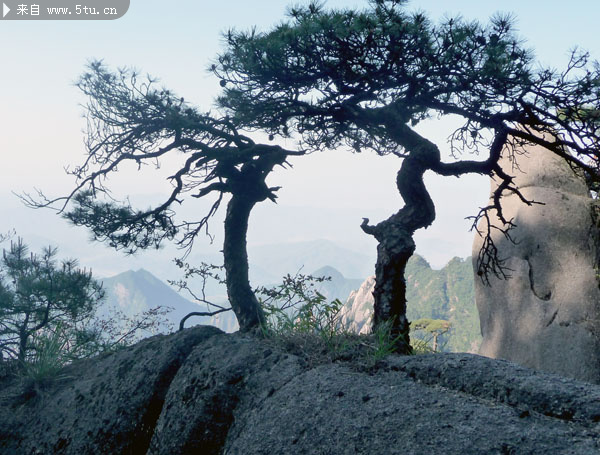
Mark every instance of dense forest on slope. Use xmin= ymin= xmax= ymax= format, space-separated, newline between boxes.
xmin=405 ymin=256 xmax=481 ymax=352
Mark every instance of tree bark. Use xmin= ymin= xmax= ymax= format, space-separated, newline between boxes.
xmin=219 ymin=149 xmax=289 ymax=333
xmin=362 ymin=156 xmax=436 ymax=354
xmin=17 ymin=313 xmax=30 ymax=364
xmin=223 ymin=193 xmax=266 ymax=332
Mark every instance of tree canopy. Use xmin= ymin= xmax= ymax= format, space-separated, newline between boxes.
xmin=25 ymin=62 xmax=304 ymax=331
xmin=212 ymin=0 xmax=600 ymax=351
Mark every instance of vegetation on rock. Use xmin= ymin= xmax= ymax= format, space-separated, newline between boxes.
xmin=0 ymin=238 xmax=104 ymax=364
xmin=0 ymin=238 xmax=173 ymax=392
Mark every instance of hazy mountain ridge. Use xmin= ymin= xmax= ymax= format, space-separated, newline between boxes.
xmin=247 ymin=239 xmax=373 ymax=281
xmin=97 ymin=249 xmax=480 ymax=353
xmin=99 ymin=269 xmax=208 ymax=330
xmin=98 ymin=262 xmax=366 ymax=334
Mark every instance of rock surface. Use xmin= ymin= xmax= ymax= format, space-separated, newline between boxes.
xmin=0 ymin=325 xmax=223 ymax=454
xmin=1 ymin=325 xmax=600 ymax=454
xmin=473 ymin=138 xmax=600 ymax=383
xmin=339 ymin=275 xmax=375 ymax=334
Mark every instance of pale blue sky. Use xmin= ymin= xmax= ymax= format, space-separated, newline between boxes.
xmin=1 ymin=1 xmax=599 ymax=276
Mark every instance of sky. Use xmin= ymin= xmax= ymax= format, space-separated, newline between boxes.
xmin=1 ymin=0 xmax=599 ymax=279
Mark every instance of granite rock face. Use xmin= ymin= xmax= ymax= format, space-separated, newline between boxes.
xmin=473 ymin=139 xmax=600 ymax=383
xmin=339 ymin=275 xmax=375 ymax=334
xmin=1 ymin=325 xmax=600 ymax=454
xmin=339 ymin=256 xmax=481 ymax=352
xmin=147 ymin=331 xmax=303 ymax=454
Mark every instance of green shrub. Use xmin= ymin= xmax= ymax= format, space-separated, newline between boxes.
xmin=17 ymin=324 xmax=73 ymax=397
xmin=258 ymin=273 xmax=434 ymax=369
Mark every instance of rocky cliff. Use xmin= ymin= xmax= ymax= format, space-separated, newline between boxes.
xmin=473 ymin=136 xmax=600 ymax=383
xmin=2 ymin=325 xmax=599 ymax=454
xmin=340 ymin=255 xmax=481 ymax=352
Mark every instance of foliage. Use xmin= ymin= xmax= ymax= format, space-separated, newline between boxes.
xmin=412 ymin=318 xmax=451 ymax=334
xmin=0 ymin=239 xmax=105 ymax=364
xmin=20 ymin=323 xmax=71 ymax=386
xmin=405 ymin=255 xmax=480 ymax=353
xmin=258 ymin=273 xmax=414 ymax=368
xmin=10 ymin=304 xmax=173 ymax=391
xmin=170 ymin=263 xmax=347 ymax=341
xmin=411 ymin=318 xmax=451 ymax=353
xmin=32 ymin=62 xmax=297 ymax=254
xmin=0 ymin=239 xmax=173 ymax=389
xmin=216 ymin=0 xmax=600 ymax=185
xmin=258 ymin=273 xmax=342 ymax=337
xmin=367 ymin=317 xmax=408 ymax=361
xmin=23 ymin=60 xmax=305 ymax=332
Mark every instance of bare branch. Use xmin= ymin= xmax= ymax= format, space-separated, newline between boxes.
xmin=178 ymin=308 xmax=231 ymax=332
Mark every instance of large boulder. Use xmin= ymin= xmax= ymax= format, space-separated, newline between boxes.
xmin=473 ymin=138 xmax=600 ymax=383
xmin=2 ymin=326 xmax=600 ymax=454
xmin=147 ymin=332 xmax=303 ymax=454
xmin=0 ymin=325 xmax=224 ymax=454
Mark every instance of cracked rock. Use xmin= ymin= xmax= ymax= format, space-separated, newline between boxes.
xmin=1 ymin=327 xmax=599 ymax=453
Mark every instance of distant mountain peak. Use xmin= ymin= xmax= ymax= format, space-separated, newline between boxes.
xmin=104 ymin=268 xmax=159 ymax=282
xmin=311 ymin=265 xmax=345 ymax=281
xmin=134 ymin=268 xmax=157 ymax=279
xmin=247 ymin=239 xmax=373 ymax=280
xmin=410 ymin=254 xmax=432 ymax=269
xmin=98 ymin=267 xmax=208 ymax=330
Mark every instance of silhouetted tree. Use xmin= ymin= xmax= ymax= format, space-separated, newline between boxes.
xmin=25 ymin=62 xmax=303 ymax=332
xmin=213 ymin=0 xmax=600 ymax=352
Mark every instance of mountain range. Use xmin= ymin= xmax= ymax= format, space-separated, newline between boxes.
xmin=98 ymin=253 xmax=481 ymax=353
xmin=247 ymin=240 xmax=373 ymax=281
xmin=97 ymin=262 xmax=365 ymax=334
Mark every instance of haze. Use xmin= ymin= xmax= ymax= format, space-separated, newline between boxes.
xmin=1 ymin=0 xmax=598 ymax=280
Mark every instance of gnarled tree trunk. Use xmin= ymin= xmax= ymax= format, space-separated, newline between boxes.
xmin=362 ymin=155 xmax=436 ymax=354
xmin=221 ymin=152 xmax=287 ymax=332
